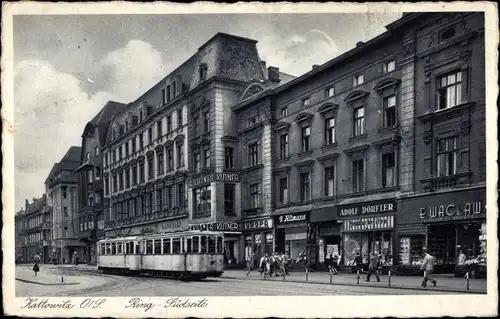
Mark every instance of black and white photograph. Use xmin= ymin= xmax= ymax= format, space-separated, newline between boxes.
xmin=2 ymin=1 xmax=498 ymax=318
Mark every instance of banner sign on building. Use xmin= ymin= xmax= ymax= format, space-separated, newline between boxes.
xmin=188 ymin=172 xmax=240 ymax=188
xmin=338 ymin=199 xmax=397 ymax=218
xmin=239 ymin=218 xmax=273 ymax=231
xmin=419 ymin=201 xmax=484 ymax=220
xmin=343 ymin=215 xmax=395 ymax=232
xmin=276 ymin=212 xmax=310 ymax=225
xmin=189 ymin=222 xmax=240 ymax=232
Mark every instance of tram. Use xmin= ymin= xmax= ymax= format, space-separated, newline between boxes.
xmin=97 ymin=231 xmax=224 ymax=280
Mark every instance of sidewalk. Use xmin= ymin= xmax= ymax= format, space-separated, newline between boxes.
xmin=15 ymin=266 xmax=79 ymax=285
xmin=222 ymin=269 xmax=487 ymax=294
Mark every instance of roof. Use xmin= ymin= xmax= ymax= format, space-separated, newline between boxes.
xmin=45 ymin=146 xmax=82 ymax=184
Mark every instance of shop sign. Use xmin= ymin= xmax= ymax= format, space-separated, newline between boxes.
xmin=160 ymin=220 xmax=183 ymax=230
xmin=343 ymin=215 xmax=394 ymax=232
xmin=338 ymin=199 xmax=397 ymax=217
xmin=240 ymin=218 xmax=273 ymax=231
xmin=189 ymin=222 xmax=240 ymax=232
xmin=140 ymin=227 xmax=155 ymax=234
xmin=188 ymin=172 xmax=240 ymax=188
xmin=277 ymin=212 xmax=310 ymax=225
xmin=420 ymin=201 xmax=484 ymax=220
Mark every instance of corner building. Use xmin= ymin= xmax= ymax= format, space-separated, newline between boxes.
xmin=102 ymin=33 xmax=272 ymax=266
xmin=45 ymin=146 xmax=84 ymax=264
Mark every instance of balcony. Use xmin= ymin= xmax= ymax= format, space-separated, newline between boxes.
xmin=421 ymin=172 xmax=472 ymax=191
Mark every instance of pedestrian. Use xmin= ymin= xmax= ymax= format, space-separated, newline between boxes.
xmin=421 ymin=249 xmax=437 ymax=287
xmin=365 ymin=252 xmax=380 ymax=282
xmin=326 ymin=254 xmax=334 ymax=275
xmin=282 ymin=252 xmax=290 ymax=275
xmin=33 ymin=262 xmax=40 ymax=277
xmin=246 ymin=252 xmax=256 ymax=276
xmin=259 ymin=253 xmax=269 ymax=277
xmin=354 ymin=251 xmax=363 ymax=274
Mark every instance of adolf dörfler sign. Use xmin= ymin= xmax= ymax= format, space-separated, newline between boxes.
xmin=338 ymin=199 xmax=397 ymax=218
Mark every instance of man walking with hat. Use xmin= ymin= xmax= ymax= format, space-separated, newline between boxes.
xmin=421 ymin=248 xmax=437 ymax=287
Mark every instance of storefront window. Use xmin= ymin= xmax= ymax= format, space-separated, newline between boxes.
xmin=399 ymin=236 xmax=425 ymax=265
xmin=343 ymin=231 xmax=393 ymax=265
xmin=428 ymin=224 xmax=456 ymax=265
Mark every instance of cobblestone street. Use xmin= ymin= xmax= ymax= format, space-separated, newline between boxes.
xmin=15 ymin=265 xmax=485 ymax=296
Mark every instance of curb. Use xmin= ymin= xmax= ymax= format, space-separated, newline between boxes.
xmin=15 ymin=277 xmax=80 ymax=286
xmin=220 ymin=276 xmax=486 ymax=294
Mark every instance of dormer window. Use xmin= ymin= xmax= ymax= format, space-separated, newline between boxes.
xmin=383 ymin=60 xmax=396 ymax=73
xmin=302 ymin=97 xmax=310 ymax=107
xmin=325 ymin=86 xmax=335 ymax=98
xmin=199 ymin=63 xmax=207 ymax=81
xmin=353 ymin=74 xmax=364 ymax=86
xmin=125 ymin=119 xmax=129 ymax=131
xmin=139 ymin=110 xmax=143 ymax=122
xmin=166 ymin=85 xmax=171 ymax=102
xmin=173 ymin=81 xmax=177 ymax=97
xmin=161 ymin=88 xmax=166 ymax=105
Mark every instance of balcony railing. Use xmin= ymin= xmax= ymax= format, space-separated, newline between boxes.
xmin=421 ymin=172 xmax=472 ymax=191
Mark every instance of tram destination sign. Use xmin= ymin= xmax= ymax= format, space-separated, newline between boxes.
xmin=188 ymin=172 xmax=240 ymax=188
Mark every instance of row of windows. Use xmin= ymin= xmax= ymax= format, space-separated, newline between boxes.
xmin=85 ymin=146 xmax=100 ymax=160
xmin=282 ymin=60 xmax=396 ymax=117
xmin=192 ymin=108 xmax=210 ymax=138
xmin=192 ymin=184 xmax=235 ymax=218
xmin=105 ymin=142 xmax=185 ymax=195
xmin=99 ymin=235 xmax=223 ymax=255
xmin=79 ymin=215 xmax=104 ymax=232
xmin=110 ymin=182 xmax=186 ymax=220
xmin=275 ymin=151 xmax=396 ymax=205
xmin=105 ymin=109 xmax=184 ymax=167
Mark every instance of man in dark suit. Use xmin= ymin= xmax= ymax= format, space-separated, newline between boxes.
xmin=365 ymin=252 xmax=380 ymax=282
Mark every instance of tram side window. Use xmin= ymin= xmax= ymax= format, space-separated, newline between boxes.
xmin=146 ymin=240 xmax=153 ymax=254
xmin=100 ymin=244 xmax=105 ymax=255
xmin=111 ymin=243 xmax=116 ymax=255
xmin=200 ymin=236 xmax=207 ymax=253
xmin=126 ymin=242 xmax=132 ymax=254
xmin=118 ymin=242 xmax=123 ymax=254
xmin=185 ymin=237 xmax=192 ymax=253
xmin=192 ymin=236 xmax=200 ymax=253
xmin=172 ymin=238 xmax=181 ymax=254
xmin=154 ymin=239 xmax=161 ymax=254
xmin=106 ymin=243 xmax=111 ymax=255
xmin=208 ymin=236 xmax=216 ymax=253
xmin=162 ymin=238 xmax=171 ymax=254
xmin=217 ymin=236 xmax=223 ymax=253
xmin=135 ymin=241 xmax=140 ymax=254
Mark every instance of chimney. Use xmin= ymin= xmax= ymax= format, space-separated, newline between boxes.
xmin=268 ymin=66 xmax=280 ymax=82
xmin=261 ymin=60 xmax=266 ymax=69
xmin=312 ymin=64 xmax=320 ymax=69
xmin=356 ymin=41 xmax=364 ymax=47
xmin=25 ymin=199 xmax=29 ymax=211
xmin=261 ymin=61 xmax=268 ymax=79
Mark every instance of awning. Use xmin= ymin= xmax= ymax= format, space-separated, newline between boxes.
xmin=271 ymin=204 xmax=314 ymax=216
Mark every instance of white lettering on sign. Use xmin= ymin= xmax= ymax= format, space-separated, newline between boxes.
xmin=420 ymin=201 xmax=483 ymax=219
xmin=278 ymin=214 xmax=307 ymax=223
xmin=161 ymin=220 xmax=182 ymax=230
xmin=344 ymin=215 xmax=394 ymax=231
xmin=241 ymin=219 xmax=273 ymax=231
xmin=189 ymin=222 xmax=239 ymax=232
xmin=339 ymin=201 xmax=396 ymax=217
xmin=188 ymin=173 xmax=240 ymax=188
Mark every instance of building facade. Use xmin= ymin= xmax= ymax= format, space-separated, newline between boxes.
xmin=76 ymin=101 xmax=128 ymax=264
xmin=45 ymin=146 xmax=85 ymax=264
xmin=393 ymin=12 xmax=486 ymax=274
xmin=15 ymin=195 xmax=52 ymax=264
xmin=229 ymin=12 xmax=485 ymax=271
xmin=102 ymin=33 xmax=272 ymax=266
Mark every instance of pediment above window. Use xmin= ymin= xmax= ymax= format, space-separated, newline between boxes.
xmin=374 ymin=77 xmax=400 ymax=93
xmin=241 ymin=82 xmax=266 ymax=101
xmin=174 ymin=134 xmax=185 ymax=143
xmin=293 ymin=159 xmax=315 ymax=168
xmin=199 ymin=136 xmax=210 ymax=146
xmin=317 ymin=102 xmax=339 ymax=114
xmin=165 ymin=139 xmax=174 ymax=148
xmin=155 ymin=144 xmax=164 ymax=152
xmin=344 ymin=144 xmax=370 ymax=156
xmin=317 ymin=153 xmax=340 ymax=162
xmin=294 ymin=112 xmax=314 ymax=123
xmin=344 ymin=90 xmax=369 ymax=103
xmin=274 ymin=121 xmax=291 ymax=131
xmin=146 ymin=150 xmax=155 ymax=157
xmin=372 ymin=137 xmax=396 ymax=150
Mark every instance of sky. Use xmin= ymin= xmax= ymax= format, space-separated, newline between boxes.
xmin=13 ymin=12 xmax=401 ymax=210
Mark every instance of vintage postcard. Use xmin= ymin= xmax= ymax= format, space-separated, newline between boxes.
xmin=2 ymin=1 xmax=498 ymax=317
